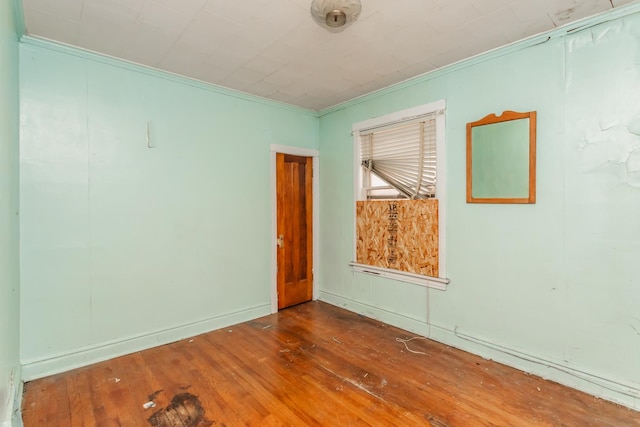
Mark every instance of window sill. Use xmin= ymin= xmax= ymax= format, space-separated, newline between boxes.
xmin=349 ymin=262 xmax=449 ymax=290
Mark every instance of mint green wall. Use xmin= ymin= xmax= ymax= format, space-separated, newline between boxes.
xmin=19 ymin=40 xmax=318 ymax=378
xmin=318 ymin=10 xmax=640 ymax=409
xmin=0 ymin=0 xmax=20 ymax=423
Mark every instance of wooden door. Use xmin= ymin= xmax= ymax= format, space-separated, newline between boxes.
xmin=276 ymin=153 xmax=313 ymax=309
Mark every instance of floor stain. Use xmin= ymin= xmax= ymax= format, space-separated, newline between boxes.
xmin=148 ymin=389 xmax=164 ymax=401
xmin=147 ymin=393 xmax=212 ymax=427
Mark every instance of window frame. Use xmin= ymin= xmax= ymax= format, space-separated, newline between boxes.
xmin=350 ymin=100 xmax=449 ymax=290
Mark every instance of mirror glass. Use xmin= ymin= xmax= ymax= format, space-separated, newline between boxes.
xmin=466 ymin=111 xmax=536 ymax=204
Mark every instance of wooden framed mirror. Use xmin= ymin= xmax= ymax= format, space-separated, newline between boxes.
xmin=466 ymin=110 xmax=536 ymax=204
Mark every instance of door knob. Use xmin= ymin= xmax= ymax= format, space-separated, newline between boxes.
xmin=277 ymin=235 xmax=284 ymax=248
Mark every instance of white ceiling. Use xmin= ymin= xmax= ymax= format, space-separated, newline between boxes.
xmin=20 ymin=0 xmax=639 ymax=111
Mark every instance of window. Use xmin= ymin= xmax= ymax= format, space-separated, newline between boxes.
xmin=351 ymin=100 xmax=449 ymax=290
xmin=360 ymin=115 xmax=437 ymax=200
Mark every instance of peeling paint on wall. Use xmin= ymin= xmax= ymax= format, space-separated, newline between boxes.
xmin=568 ymin=15 xmax=640 ymax=188
xmin=628 ymin=117 xmax=640 ymax=136
xmin=575 ymin=116 xmax=640 ymax=187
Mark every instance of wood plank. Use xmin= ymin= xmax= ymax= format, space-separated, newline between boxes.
xmin=356 ymin=199 xmax=439 ymax=276
xmin=22 ymin=302 xmax=640 ymax=427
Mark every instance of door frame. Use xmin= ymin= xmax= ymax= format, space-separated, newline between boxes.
xmin=270 ymin=145 xmax=320 ymax=313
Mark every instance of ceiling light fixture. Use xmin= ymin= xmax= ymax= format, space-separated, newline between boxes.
xmin=310 ymin=0 xmax=362 ymax=32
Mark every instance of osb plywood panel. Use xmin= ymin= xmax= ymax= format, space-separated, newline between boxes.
xmin=356 ymin=199 xmax=438 ymax=277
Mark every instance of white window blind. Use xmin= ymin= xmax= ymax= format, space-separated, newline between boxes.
xmin=360 ymin=113 xmax=438 ymax=199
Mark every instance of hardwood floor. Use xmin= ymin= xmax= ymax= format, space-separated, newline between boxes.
xmin=22 ymin=301 xmax=640 ymax=426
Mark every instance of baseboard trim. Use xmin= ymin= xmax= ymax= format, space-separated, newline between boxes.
xmin=21 ymin=304 xmax=271 ymax=381
xmin=319 ymin=291 xmax=640 ymax=411
xmin=319 ymin=290 xmax=432 ymax=336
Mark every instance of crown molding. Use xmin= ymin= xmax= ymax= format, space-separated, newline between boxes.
xmin=19 ymin=35 xmax=320 ymax=118
xmin=319 ymin=2 xmax=640 ymax=116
